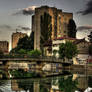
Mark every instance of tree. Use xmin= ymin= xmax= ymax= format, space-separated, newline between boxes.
xmin=27 ymin=49 xmax=41 ymax=58
xmin=88 ymin=32 xmax=92 ymax=43
xmin=53 ymin=49 xmax=58 ymax=57
xmin=18 ymin=49 xmax=27 ymax=54
xmin=17 ymin=79 xmax=33 ymax=92
xmin=88 ymin=44 xmax=92 ymax=56
xmin=68 ymin=19 xmax=77 ymax=38
xmin=17 ymin=31 xmax=34 ymax=51
xmin=10 ymin=31 xmax=34 ymax=54
xmin=58 ymin=43 xmax=65 ymax=59
xmin=59 ymin=76 xmax=78 ymax=92
xmin=40 ymin=85 xmax=49 ymax=92
xmin=0 ymin=50 xmax=4 ymax=58
xmin=40 ymin=12 xmax=52 ymax=55
xmin=59 ymin=41 xmax=78 ymax=59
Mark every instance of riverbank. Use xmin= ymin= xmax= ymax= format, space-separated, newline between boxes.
xmin=64 ymin=64 xmax=92 ymax=75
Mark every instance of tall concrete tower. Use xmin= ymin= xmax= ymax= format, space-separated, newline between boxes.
xmin=12 ymin=32 xmax=27 ymax=49
xmin=32 ymin=6 xmax=73 ymax=50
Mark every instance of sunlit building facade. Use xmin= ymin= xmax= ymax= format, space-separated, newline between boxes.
xmin=0 ymin=41 xmax=9 ymax=54
xmin=32 ymin=6 xmax=73 ymax=50
xmin=12 ymin=32 xmax=27 ymax=49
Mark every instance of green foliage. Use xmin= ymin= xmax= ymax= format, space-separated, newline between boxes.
xmin=59 ymin=41 xmax=78 ymax=59
xmin=9 ymin=69 xmax=40 ymax=78
xmin=89 ymin=44 xmax=92 ymax=55
xmin=0 ymin=70 xmax=8 ymax=79
xmin=68 ymin=19 xmax=77 ymax=38
xmin=27 ymin=50 xmax=41 ymax=57
xmin=40 ymin=85 xmax=49 ymax=92
xmin=88 ymin=76 xmax=92 ymax=87
xmin=17 ymin=49 xmax=27 ymax=54
xmin=53 ymin=49 xmax=58 ymax=57
xmin=17 ymin=79 xmax=33 ymax=92
xmin=0 ymin=50 xmax=4 ymax=58
xmin=40 ymin=12 xmax=52 ymax=55
xmin=88 ymin=32 xmax=92 ymax=43
xmin=58 ymin=43 xmax=65 ymax=59
xmin=59 ymin=76 xmax=78 ymax=92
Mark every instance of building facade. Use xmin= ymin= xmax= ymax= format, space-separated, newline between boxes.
xmin=12 ymin=32 xmax=27 ymax=49
xmin=32 ymin=6 xmax=73 ymax=50
xmin=0 ymin=41 xmax=9 ymax=54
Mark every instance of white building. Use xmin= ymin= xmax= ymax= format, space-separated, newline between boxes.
xmin=52 ymin=37 xmax=76 ymax=57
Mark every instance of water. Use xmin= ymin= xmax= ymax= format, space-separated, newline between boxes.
xmin=0 ymin=63 xmax=92 ymax=92
xmin=0 ymin=72 xmax=92 ymax=92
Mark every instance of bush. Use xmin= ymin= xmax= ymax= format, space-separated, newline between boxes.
xmin=89 ymin=44 xmax=92 ymax=55
xmin=27 ymin=50 xmax=41 ymax=58
xmin=59 ymin=41 xmax=78 ymax=59
xmin=0 ymin=50 xmax=4 ymax=58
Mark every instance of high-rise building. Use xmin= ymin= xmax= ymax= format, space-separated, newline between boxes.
xmin=32 ymin=6 xmax=73 ymax=50
xmin=12 ymin=32 xmax=27 ymax=49
xmin=0 ymin=41 xmax=9 ymax=54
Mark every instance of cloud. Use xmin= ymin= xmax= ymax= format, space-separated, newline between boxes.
xmin=12 ymin=6 xmax=38 ymax=16
xmin=77 ymin=0 xmax=92 ymax=15
xmin=77 ymin=25 xmax=92 ymax=31
xmin=18 ymin=26 xmax=31 ymax=31
xmin=0 ymin=25 xmax=12 ymax=29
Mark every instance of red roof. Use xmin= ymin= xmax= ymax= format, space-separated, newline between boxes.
xmin=54 ymin=37 xmax=77 ymax=40
xmin=87 ymin=59 xmax=92 ymax=62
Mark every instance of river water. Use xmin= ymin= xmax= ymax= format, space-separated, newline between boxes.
xmin=0 ymin=70 xmax=92 ymax=92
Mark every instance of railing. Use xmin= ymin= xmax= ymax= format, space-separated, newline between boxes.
xmin=0 ymin=54 xmax=73 ymax=64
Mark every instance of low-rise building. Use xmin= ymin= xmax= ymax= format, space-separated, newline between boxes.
xmin=73 ymin=38 xmax=91 ymax=54
xmin=52 ymin=37 xmax=77 ymax=57
xmin=44 ymin=37 xmax=91 ymax=64
xmin=73 ymin=39 xmax=91 ymax=64
xmin=0 ymin=41 xmax=9 ymax=54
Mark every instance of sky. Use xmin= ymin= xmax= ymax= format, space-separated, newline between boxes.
xmin=0 ymin=0 xmax=92 ymax=50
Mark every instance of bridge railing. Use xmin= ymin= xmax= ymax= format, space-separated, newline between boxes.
xmin=0 ymin=54 xmax=73 ymax=64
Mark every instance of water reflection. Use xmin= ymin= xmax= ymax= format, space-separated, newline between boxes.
xmin=0 ymin=74 xmax=92 ymax=92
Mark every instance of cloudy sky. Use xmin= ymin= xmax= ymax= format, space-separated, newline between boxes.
xmin=0 ymin=0 xmax=92 ymax=49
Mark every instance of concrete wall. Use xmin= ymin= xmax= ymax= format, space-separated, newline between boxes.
xmin=12 ymin=32 xmax=27 ymax=49
xmin=32 ymin=6 xmax=73 ymax=50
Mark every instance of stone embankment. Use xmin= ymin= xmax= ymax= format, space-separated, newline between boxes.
xmin=64 ymin=64 xmax=92 ymax=75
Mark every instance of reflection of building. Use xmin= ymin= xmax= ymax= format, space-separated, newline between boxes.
xmin=32 ymin=6 xmax=73 ymax=50
xmin=34 ymin=81 xmax=40 ymax=92
xmin=50 ymin=88 xmax=61 ymax=92
xmin=0 ymin=41 xmax=9 ymax=54
xmin=11 ymin=80 xmax=23 ymax=91
xmin=12 ymin=32 xmax=27 ymax=49
xmin=77 ymin=76 xmax=88 ymax=91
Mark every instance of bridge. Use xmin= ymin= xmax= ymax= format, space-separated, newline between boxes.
xmin=0 ymin=57 xmax=72 ymax=64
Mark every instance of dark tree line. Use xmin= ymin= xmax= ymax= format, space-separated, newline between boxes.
xmin=68 ymin=19 xmax=77 ymax=38
xmin=88 ymin=32 xmax=92 ymax=56
xmin=40 ymin=12 xmax=52 ymax=55
xmin=10 ymin=31 xmax=34 ymax=54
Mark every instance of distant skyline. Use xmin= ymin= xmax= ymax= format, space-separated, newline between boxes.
xmin=0 ymin=0 xmax=92 ymax=50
